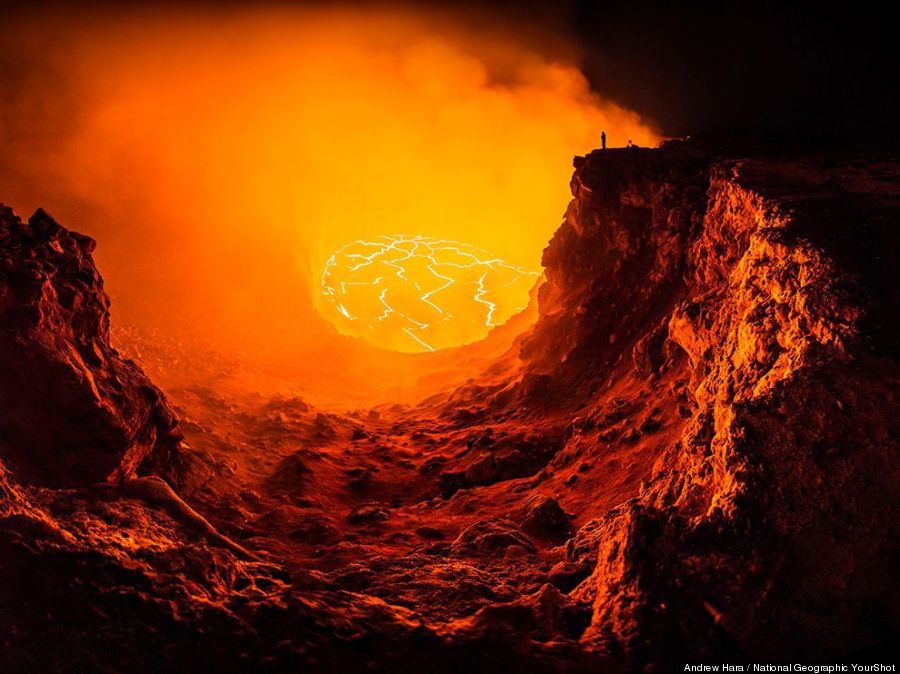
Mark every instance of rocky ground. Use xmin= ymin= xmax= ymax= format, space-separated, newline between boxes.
xmin=2 ymin=141 xmax=899 ymax=672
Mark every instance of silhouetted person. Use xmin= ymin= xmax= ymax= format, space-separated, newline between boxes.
xmin=601 ymin=131 xmax=607 ymax=150
xmin=627 ymin=139 xmax=635 ymax=148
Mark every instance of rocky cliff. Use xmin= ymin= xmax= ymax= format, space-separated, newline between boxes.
xmin=514 ymin=146 xmax=900 ymax=663
xmin=1 ymin=143 xmax=898 ymax=672
xmin=0 ymin=206 xmax=181 ymax=487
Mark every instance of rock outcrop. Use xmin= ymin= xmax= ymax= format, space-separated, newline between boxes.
xmin=0 ymin=206 xmax=180 ymax=486
xmin=517 ymin=145 xmax=900 ymax=664
xmin=2 ymin=143 xmax=898 ymax=672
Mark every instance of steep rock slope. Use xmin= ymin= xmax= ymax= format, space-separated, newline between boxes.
xmin=2 ymin=143 xmax=899 ymax=672
xmin=511 ymin=146 xmax=900 ymax=662
xmin=0 ymin=206 xmax=180 ymax=486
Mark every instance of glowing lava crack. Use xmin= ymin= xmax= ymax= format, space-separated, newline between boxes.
xmin=321 ymin=235 xmax=539 ymax=352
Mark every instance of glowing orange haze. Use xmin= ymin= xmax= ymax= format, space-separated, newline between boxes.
xmin=2 ymin=6 xmax=658 ymax=402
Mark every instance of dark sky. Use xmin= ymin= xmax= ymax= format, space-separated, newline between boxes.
xmin=470 ymin=0 xmax=898 ymax=145
xmin=2 ymin=0 xmax=897 ymax=145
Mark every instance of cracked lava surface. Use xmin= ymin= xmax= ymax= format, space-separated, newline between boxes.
xmin=320 ymin=235 xmax=540 ymax=352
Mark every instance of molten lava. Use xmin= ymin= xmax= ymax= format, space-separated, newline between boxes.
xmin=320 ymin=235 xmax=539 ymax=352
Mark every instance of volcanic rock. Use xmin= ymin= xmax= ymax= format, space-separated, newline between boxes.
xmin=3 ymin=143 xmax=900 ymax=672
xmin=451 ymin=519 xmax=537 ymax=557
xmin=519 ymin=494 xmax=572 ymax=541
xmin=449 ymin=583 xmax=591 ymax=644
xmin=547 ymin=560 xmax=592 ymax=593
xmin=0 ymin=206 xmax=181 ymax=487
xmin=347 ymin=502 xmax=390 ymax=524
xmin=524 ymin=146 xmax=900 ymax=664
xmin=265 ymin=451 xmax=312 ymax=492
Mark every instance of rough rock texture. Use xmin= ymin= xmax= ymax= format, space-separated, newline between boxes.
xmin=0 ymin=206 xmax=180 ymax=486
xmin=2 ymin=143 xmax=899 ymax=672
xmin=528 ymin=147 xmax=900 ymax=664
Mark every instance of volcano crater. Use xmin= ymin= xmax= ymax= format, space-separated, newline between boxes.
xmin=2 ymin=142 xmax=899 ymax=672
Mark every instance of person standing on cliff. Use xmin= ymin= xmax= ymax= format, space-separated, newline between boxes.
xmin=601 ymin=131 xmax=607 ymax=150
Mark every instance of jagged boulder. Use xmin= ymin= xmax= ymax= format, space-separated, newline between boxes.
xmin=519 ymin=494 xmax=572 ymax=542
xmin=0 ymin=206 xmax=181 ymax=487
xmin=525 ymin=148 xmax=900 ymax=664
